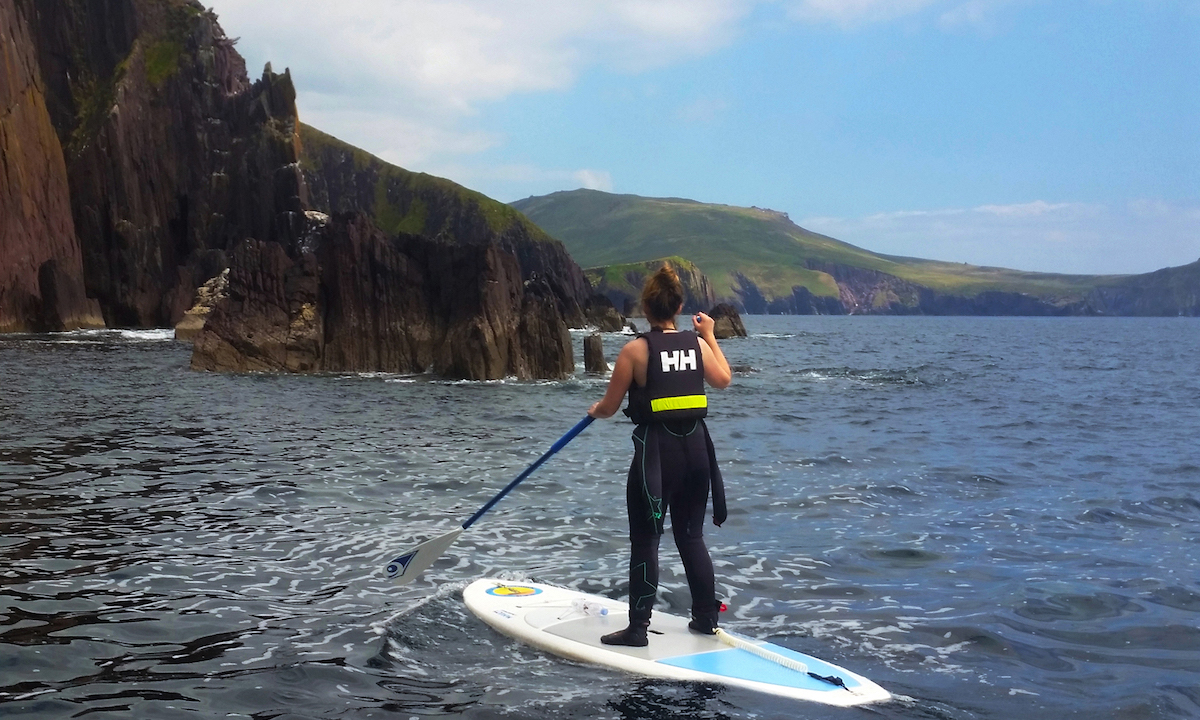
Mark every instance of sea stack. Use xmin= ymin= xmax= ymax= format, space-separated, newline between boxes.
xmin=584 ymin=334 xmax=607 ymax=373
xmin=708 ymin=303 xmax=747 ymax=339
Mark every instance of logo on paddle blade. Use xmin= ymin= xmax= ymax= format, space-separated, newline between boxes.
xmin=386 ymin=551 xmax=417 ymax=578
xmin=486 ymin=585 xmax=542 ymax=597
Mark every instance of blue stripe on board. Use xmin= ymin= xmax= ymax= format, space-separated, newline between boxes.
xmin=656 ymin=642 xmax=862 ymax=692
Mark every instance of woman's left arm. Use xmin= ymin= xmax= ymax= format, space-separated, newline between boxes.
xmin=693 ymin=313 xmax=732 ymax=389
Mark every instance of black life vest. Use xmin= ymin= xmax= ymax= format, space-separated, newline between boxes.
xmin=624 ymin=329 xmax=708 ymax=424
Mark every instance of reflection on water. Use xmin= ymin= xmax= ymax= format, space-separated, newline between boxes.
xmin=2 ymin=317 xmax=1198 ymax=719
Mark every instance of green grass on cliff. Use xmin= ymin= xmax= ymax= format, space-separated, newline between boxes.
xmin=299 ymin=124 xmax=551 ymax=242
xmin=585 ymin=256 xmax=699 ymax=295
xmin=143 ymin=40 xmax=183 ymax=87
xmin=512 ymin=189 xmax=1108 ymax=302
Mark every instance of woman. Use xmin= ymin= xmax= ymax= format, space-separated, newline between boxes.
xmin=587 ymin=265 xmax=733 ymax=647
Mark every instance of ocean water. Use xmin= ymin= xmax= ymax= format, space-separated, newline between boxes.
xmin=1 ymin=317 xmax=1197 ymax=720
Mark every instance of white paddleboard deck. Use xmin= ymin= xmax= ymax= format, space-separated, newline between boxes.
xmin=463 ymin=578 xmax=891 ymax=707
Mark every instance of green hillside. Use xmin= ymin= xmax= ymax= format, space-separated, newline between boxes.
xmin=511 ymin=189 xmax=1111 ymax=303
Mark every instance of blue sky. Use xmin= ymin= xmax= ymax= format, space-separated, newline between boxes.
xmin=210 ymin=0 xmax=1199 ymax=275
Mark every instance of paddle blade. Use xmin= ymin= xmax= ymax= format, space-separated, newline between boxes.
xmin=384 ymin=527 xmax=464 ymax=584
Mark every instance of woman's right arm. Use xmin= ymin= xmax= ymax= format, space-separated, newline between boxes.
xmin=588 ymin=340 xmax=643 ymax=418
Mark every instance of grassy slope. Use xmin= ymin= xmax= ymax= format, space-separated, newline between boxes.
xmin=512 ymin=190 xmax=1115 ymax=301
xmin=299 ymin=124 xmax=553 ymax=243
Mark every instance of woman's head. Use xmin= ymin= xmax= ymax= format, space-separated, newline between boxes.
xmin=641 ymin=264 xmax=684 ymax=325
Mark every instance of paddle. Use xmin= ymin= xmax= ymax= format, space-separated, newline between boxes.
xmin=383 ymin=415 xmax=595 ymax=584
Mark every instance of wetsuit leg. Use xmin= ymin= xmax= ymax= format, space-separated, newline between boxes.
xmin=626 ymin=531 xmax=660 ymax=623
xmin=625 ymin=438 xmax=661 ymax=623
xmin=661 ymin=425 xmax=718 ymax=622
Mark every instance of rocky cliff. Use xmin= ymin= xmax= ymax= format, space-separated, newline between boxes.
xmin=801 ymin=261 xmax=1072 ymax=316
xmin=7 ymin=0 xmax=299 ymax=328
xmin=731 ymin=261 xmax=1103 ymax=316
xmin=2 ymin=0 xmax=582 ymax=378
xmin=1080 ymin=260 xmax=1200 ymax=316
xmin=190 ymin=213 xmax=573 ymax=378
xmin=585 ymin=256 xmax=716 ymax=316
xmin=1 ymin=0 xmax=102 ymax=331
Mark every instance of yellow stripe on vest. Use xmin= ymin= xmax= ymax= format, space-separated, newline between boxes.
xmin=650 ymin=395 xmax=708 ymax=413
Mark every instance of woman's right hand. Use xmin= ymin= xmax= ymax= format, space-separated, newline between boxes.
xmin=692 ymin=312 xmax=715 ymax=338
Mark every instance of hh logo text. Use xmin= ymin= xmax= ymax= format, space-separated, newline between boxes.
xmin=660 ymin=349 xmax=697 ymax=372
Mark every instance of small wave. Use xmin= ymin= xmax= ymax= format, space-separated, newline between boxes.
xmin=1144 ymin=586 xmax=1200 ymax=613
xmin=864 ymin=548 xmax=943 ymax=567
xmin=6 ymin=328 xmax=177 ymax=343
xmin=794 ymin=454 xmax=852 ymax=466
xmin=1077 ymin=507 xmax=1170 ymax=529
xmin=1015 ymin=591 xmax=1142 ymax=623
xmin=1151 ymin=463 xmax=1200 ymax=477
xmin=791 ymin=366 xmax=937 ymax=386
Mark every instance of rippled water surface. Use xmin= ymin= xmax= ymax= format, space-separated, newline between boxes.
xmin=2 ymin=317 xmax=1198 ymax=719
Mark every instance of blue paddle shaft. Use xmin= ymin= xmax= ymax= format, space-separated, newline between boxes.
xmin=461 ymin=415 xmax=594 ymax=530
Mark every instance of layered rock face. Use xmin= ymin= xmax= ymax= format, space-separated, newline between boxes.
xmin=5 ymin=0 xmax=299 ymax=328
xmin=0 ymin=0 xmax=102 ymax=331
xmin=4 ymin=0 xmax=581 ymax=378
xmin=191 ymin=214 xmax=573 ymax=379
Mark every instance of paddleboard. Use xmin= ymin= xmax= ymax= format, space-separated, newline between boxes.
xmin=463 ymin=578 xmax=891 ymax=707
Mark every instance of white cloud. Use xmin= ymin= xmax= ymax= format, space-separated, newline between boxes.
xmin=974 ymin=200 xmax=1078 ymax=217
xmin=936 ymin=0 xmax=1024 ymax=33
xmin=301 ymin=93 xmax=500 ymax=166
xmin=782 ymin=0 xmax=1022 ymax=29
xmin=211 ymin=0 xmax=1024 ymax=187
xmin=211 ymin=0 xmax=750 ymax=171
xmin=425 ymin=163 xmax=614 ymax=200
xmin=573 ymin=169 xmax=615 ymax=192
xmin=800 ymin=200 xmax=1200 ymax=275
xmin=783 ymin=0 xmax=943 ymax=25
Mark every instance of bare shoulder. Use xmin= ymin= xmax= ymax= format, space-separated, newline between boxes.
xmin=620 ymin=336 xmax=649 ymax=359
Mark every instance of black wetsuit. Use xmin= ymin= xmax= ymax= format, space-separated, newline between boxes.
xmin=623 ymin=330 xmax=726 ymax=624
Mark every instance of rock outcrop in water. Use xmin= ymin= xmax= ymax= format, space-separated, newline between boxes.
xmin=582 ymin=294 xmax=625 ymax=331
xmin=1 ymin=0 xmax=587 ymax=378
xmin=707 ymin=303 xmax=747 ymax=339
xmin=191 ymin=214 xmax=573 ymax=378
